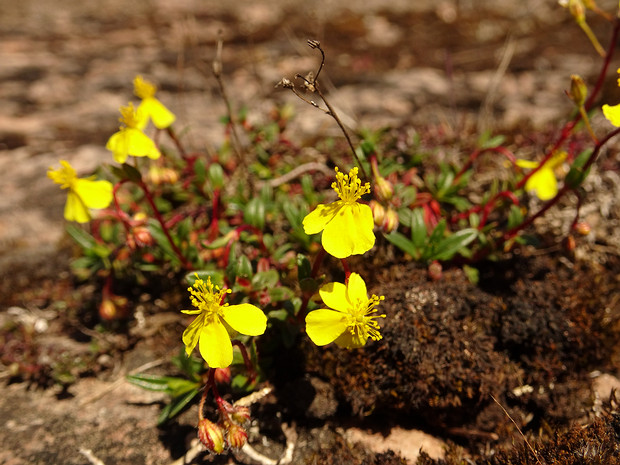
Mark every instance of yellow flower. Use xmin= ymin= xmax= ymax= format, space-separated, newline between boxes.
xmin=47 ymin=160 xmax=113 ymax=223
xmin=305 ymin=273 xmax=385 ymax=349
xmin=133 ymin=75 xmax=176 ymax=130
xmin=105 ymin=103 xmax=161 ymax=164
xmin=181 ymin=275 xmax=267 ymax=368
xmin=601 ymin=68 xmax=620 ymax=126
xmin=516 ymin=151 xmax=567 ymax=201
xmin=302 ymin=167 xmax=375 ymax=258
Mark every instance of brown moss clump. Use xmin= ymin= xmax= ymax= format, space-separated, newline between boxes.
xmin=302 ymin=254 xmax=619 ymax=443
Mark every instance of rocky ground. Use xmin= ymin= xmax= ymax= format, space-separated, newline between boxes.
xmin=1 ymin=0 xmax=619 ymax=464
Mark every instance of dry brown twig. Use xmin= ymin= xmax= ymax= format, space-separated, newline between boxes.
xmin=490 ymin=394 xmax=545 ymax=465
xmin=277 ymin=39 xmax=369 ymax=180
xmin=211 ymin=31 xmax=252 ymax=194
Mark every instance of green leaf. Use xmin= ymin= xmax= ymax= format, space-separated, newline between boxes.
xmin=463 ymin=265 xmax=479 ymax=284
xmin=297 ymin=254 xmax=312 ymax=281
xmin=208 ymin=163 xmax=224 ymax=189
xmin=157 ymin=389 xmax=200 ymax=425
xmin=428 ymin=219 xmax=447 ymax=247
xmin=65 ymin=224 xmax=97 ymax=250
xmin=565 ymin=148 xmax=592 ymax=189
xmin=507 ymin=205 xmax=524 ymax=229
xmin=268 ymin=309 xmax=289 ymax=321
xmin=148 ymin=219 xmax=178 ymax=265
xmin=244 ymin=197 xmax=266 ymax=230
xmin=126 ymin=373 xmax=173 ymax=392
xmin=205 ymin=235 xmax=231 ymax=250
xmin=410 ymin=208 xmax=427 ymax=249
xmin=251 ymin=270 xmax=279 ymax=289
xmin=235 ymin=255 xmax=253 ymax=279
xmin=121 ymin=163 xmax=143 ymax=182
xmin=431 ymin=228 xmax=478 ymax=261
xmin=478 ymin=131 xmax=506 ymax=150
xmin=436 ymin=169 xmax=455 ymax=198
xmin=269 ymin=286 xmax=294 ymax=302
xmin=185 ymin=270 xmax=225 ymax=288
xmin=384 ymin=231 xmax=420 ymax=259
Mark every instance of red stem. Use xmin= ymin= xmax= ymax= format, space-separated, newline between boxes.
xmin=138 ymin=179 xmax=192 ymax=269
xmin=231 ymin=340 xmax=257 ymax=382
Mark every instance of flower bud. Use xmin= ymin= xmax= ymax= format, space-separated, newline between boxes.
xmin=133 ymin=226 xmax=154 ymax=248
xmin=225 ymin=422 xmax=248 ymax=449
xmin=374 ymin=176 xmax=394 ymax=202
xmin=428 ymin=260 xmax=443 ymax=281
xmin=563 ymin=235 xmax=577 ymax=253
xmin=198 ymin=419 xmax=225 ymax=454
xmin=568 ymin=0 xmax=586 ymax=23
xmin=382 ymin=207 xmax=399 ymax=233
xmin=574 ymin=221 xmax=591 ymax=236
xmin=230 ymin=405 xmax=251 ymax=424
xmin=99 ymin=298 xmax=117 ymax=321
xmin=213 ymin=367 xmax=231 ymax=385
xmin=369 ymin=200 xmax=386 ymax=227
xmin=569 ymin=74 xmax=587 ymax=107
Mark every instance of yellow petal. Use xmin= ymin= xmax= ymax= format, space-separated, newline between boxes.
xmin=182 ymin=312 xmax=206 ymax=357
xmin=334 ymin=329 xmax=367 ymax=349
xmin=525 ymin=168 xmax=557 ymax=201
xmin=302 ymin=202 xmax=341 ymax=235
xmin=73 ymin=179 xmax=113 ymax=210
xmin=221 ymin=303 xmax=267 ymax=336
xmin=346 ymin=272 xmax=368 ymax=303
xmin=321 ymin=203 xmax=375 ymax=258
xmin=125 ymin=128 xmax=161 ymax=159
xmin=602 ymin=103 xmax=620 ymax=127
xmin=106 ymin=128 xmax=160 ymax=162
xmin=318 ymin=282 xmax=349 ymax=312
xmin=305 ymin=309 xmax=348 ymax=346
xmin=106 ymin=131 xmax=129 ymax=164
xmin=140 ymin=98 xmax=176 ymax=129
xmin=199 ymin=319 xmax=233 ymax=368
xmin=64 ymin=190 xmax=91 ymax=223
xmin=515 ymin=159 xmax=539 ymax=169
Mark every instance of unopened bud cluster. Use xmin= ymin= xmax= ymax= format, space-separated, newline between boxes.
xmin=370 ymin=200 xmax=399 ymax=233
xmin=198 ymin=401 xmax=252 ymax=454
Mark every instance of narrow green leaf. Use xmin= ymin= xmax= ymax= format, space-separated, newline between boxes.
xmin=431 ymin=228 xmax=478 ymax=261
xmin=410 ymin=208 xmax=427 ymax=249
xmin=157 ymin=389 xmax=200 ymax=425
xmin=384 ymin=231 xmax=420 ymax=259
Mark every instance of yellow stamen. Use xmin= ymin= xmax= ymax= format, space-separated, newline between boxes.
xmin=133 ymin=75 xmax=157 ymax=99
xmin=119 ymin=102 xmax=142 ymax=128
xmin=332 ymin=167 xmax=371 ymax=203
xmin=187 ymin=275 xmax=231 ymax=324
xmin=345 ymin=294 xmax=386 ymax=343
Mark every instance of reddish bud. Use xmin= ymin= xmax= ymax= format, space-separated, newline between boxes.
xmin=225 ymin=422 xmax=248 ymax=449
xmin=574 ymin=221 xmax=591 ymax=236
xmin=133 ymin=226 xmax=154 ymax=248
xmin=428 ymin=261 xmax=443 ymax=281
xmin=99 ymin=295 xmax=128 ymax=321
xmin=374 ymin=176 xmax=394 ymax=202
xmin=198 ymin=419 xmax=225 ymax=454
xmin=369 ymin=200 xmax=385 ymax=227
xmin=230 ymin=405 xmax=251 ymax=424
xmin=382 ymin=207 xmax=399 ymax=233
xmin=213 ymin=367 xmax=231 ymax=385
xmin=99 ymin=298 xmax=117 ymax=321
xmin=563 ymin=235 xmax=577 ymax=252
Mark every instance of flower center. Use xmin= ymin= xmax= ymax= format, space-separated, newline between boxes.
xmin=345 ymin=294 xmax=386 ymax=344
xmin=119 ymin=103 xmax=142 ymax=128
xmin=332 ymin=167 xmax=371 ymax=204
xmin=188 ymin=276 xmax=231 ymax=324
xmin=133 ymin=75 xmax=156 ymax=99
xmin=48 ymin=161 xmax=77 ymax=190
